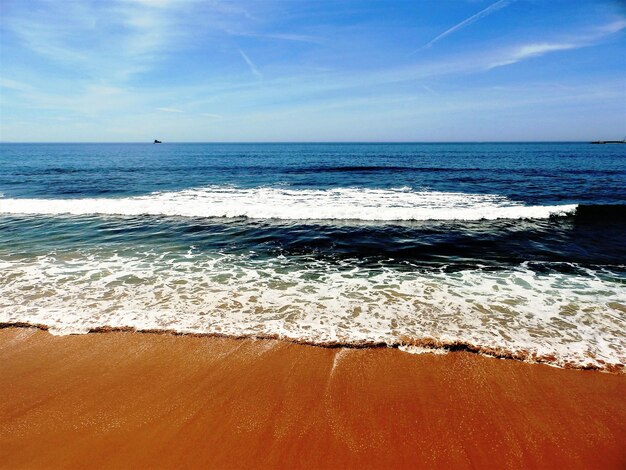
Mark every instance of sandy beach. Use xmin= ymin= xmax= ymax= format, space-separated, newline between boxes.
xmin=0 ymin=326 xmax=624 ymax=469
xmin=3 ymin=0 xmax=626 ymax=467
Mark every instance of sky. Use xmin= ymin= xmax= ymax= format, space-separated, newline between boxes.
xmin=0 ymin=0 xmax=625 ymax=142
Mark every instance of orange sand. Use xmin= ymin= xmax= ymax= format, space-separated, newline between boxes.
xmin=0 ymin=327 xmax=624 ymax=469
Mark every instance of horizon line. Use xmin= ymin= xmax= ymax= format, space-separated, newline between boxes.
xmin=0 ymin=140 xmax=605 ymax=144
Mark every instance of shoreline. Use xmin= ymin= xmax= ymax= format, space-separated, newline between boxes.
xmin=1 ymin=326 xmax=625 ymax=468
xmin=1 ymin=321 xmax=622 ymax=373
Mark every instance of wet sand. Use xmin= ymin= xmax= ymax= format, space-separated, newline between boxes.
xmin=0 ymin=327 xmax=624 ymax=469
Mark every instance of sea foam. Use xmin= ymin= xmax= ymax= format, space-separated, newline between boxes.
xmin=0 ymin=186 xmax=577 ymax=221
xmin=0 ymin=250 xmax=623 ymax=370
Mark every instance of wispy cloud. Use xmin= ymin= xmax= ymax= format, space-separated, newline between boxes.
xmin=2 ymin=0 xmax=624 ymax=142
xmin=413 ymin=0 xmax=515 ymax=53
xmin=3 ymin=0 xmax=183 ymax=81
xmin=485 ymin=19 xmax=626 ymax=70
xmin=238 ymin=49 xmax=263 ymax=79
xmin=487 ymin=43 xmax=578 ymax=69
xmin=126 ymin=0 xmax=180 ymax=8
xmin=229 ymin=30 xmax=323 ymax=45
xmin=0 ymin=78 xmax=35 ymax=93
xmin=157 ymin=107 xmax=184 ymax=113
xmin=597 ymin=18 xmax=626 ymax=34
xmin=253 ymin=32 xmax=322 ymax=44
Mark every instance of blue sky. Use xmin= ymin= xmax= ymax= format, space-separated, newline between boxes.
xmin=0 ymin=0 xmax=624 ymax=142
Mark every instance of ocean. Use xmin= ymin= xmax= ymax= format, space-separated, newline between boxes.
xmin=0 ymin=142 xmax=624 ymax=370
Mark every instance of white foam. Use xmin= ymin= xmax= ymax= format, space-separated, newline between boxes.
xmin=0 ymin=250 xmax=623 ymax=370
xmin=0 ymin=186 xmax=577 ymax=221
xmin=397 ymin=345 xmax=448 ymax=355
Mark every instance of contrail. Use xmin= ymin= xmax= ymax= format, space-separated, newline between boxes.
xmin=411 ymin=0 xmax=515 ymax=54
xmin=239 ymin=49 xmax=262 ymax=79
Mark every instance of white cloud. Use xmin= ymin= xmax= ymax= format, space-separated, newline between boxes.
xmin=228 ymin=30 xmax=323 ymax=45
xmin=484 ymin=18 xmax=626 ymax=70
xmin=487 ymin=43 xmax=578 ymax=69
xmin=596 ymin=18 xmax=626 ymax=34
xmin=125 ymin=0 xmax=178 ymax=8
xmin=0 ymin=78 xmax=34 ymax=92
xmin=157 ymin=107 xmax=184 ymax=113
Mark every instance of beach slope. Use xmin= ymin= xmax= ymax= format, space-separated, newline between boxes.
xmin=0 ymin=327 xmax=624 ymax=469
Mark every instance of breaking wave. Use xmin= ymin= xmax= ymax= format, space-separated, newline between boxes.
xmin=0 ymin=186 xmax=577 ymax=221
xmin=0 ymin=250 xmax=623 ymax=371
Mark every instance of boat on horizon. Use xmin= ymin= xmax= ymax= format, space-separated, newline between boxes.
xmin=590 ymin=137 xmax=625 ymax=144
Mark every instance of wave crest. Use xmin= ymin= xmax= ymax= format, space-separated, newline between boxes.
xmin=0 ymin=186 xmax=577 ymax=221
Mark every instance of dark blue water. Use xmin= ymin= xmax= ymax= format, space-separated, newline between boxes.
xmin=1 ymin=142 xmax=625 ymax=203
xmin=1 ymin=142 xmax=625 ymax=268
xmin=1 ymin=143 xmax=625 ymax=368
